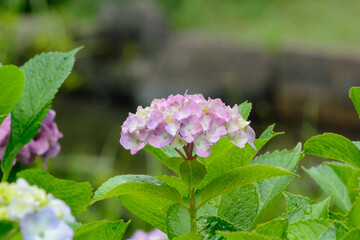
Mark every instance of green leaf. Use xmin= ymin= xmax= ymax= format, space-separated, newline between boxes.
xmin=255 ymin=218 xmax=288 ymax=239
xmin=217 ymin=145 xmax=302 ymax=231
xmin=325 ymin=162 xmax=359 ymax=203
xmin=173 ymin=233 xmax=202 ymax=240
xmin=118 ymin=194 xmax=171 ymax=233
xmin=92 ymin=175 xmax=184 ymax=206
xmin=250 ymin=144 xmax=303 ymax=227
xmin=284 ymin=196 xmax=330 ymax=223
xmin=200 ymin=164 xmax=295 ymax=209
xmin=0 ymin=65 xmax=25 ymax=124
xmin=304 ymin=133 xmax=360 ymax=170
xmin=353 ymin=141 xmax=360 ymax=151
xmin=157 ymin=175 xmax=189 ymax=197
xmin=217 ymin=185 xmax=259 ymax=230
xmin=199 ymin=124 xmax=284 ymax=188
xmin=283 ymin=192 xmax=315 ymax=212
xmin=0 ymin=220 xmax=17 ymax=239
xmin=1 ymin=48 xmax=80 ymax=181
xmin=197 ymin=216 xmax=238 ymax=240
xmin=318 ymin=221 xmax=348 ymax=240
xmin=180 ymin=160 xmax=207 ymax=187
xmin=69 ymin=222 xmax=83 ymax=231
xmin=74 ymin=220 xmax=129 ymax=240
xmin=17 ymin=169 xmax=92 ymax=215
xmin=144 ymin=145 xmax=184 ymax=175
xmin=303 ymin=164 xmax=352 ymax=212
xmin=286 ymin=219 xmax=332 ymax=240
xmin=342 ymin=227 xmax=360 ymax=240
xmin=347 ymin=197 xmax=360 ymax=229
xmin=237 ymin=101 xmax=252 ymax=120
xmin=329 ymin=211 xmax=346 ymax=222
xmin=166 ymin=194 xmax=220 ymax=238
xmin=218 ymin=231 xmax=271 ymax=240
xmin=349 ymin=87 xmax=360 ymax=117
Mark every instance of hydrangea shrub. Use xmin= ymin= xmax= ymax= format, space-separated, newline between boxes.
xmin=2 ymin=48 xmax=359 ymax=240
xmin=0 ymin=50 xmax=129 ymax=240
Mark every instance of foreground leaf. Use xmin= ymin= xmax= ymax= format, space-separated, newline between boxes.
xmin=217 ymin=184 xmax=259 ymax=230
xmin=0 ymin=65 xmax=25 ymax=124
xmin=254 ymin=218 xmax=288 ymax=239
xmin=287 ymin=219 xmax=332 ymax=240
xmin=237 ymin=101 xmax=252 ymax=120
xmin=218 ymin=231 xmax=271 ymax=240
xmin=325 ymin=162 xmax=359 ymax=203
xmin=166 ymin=194 xmax=220 ymax=238
xmin=92 ymin=175 xmax=184 ymax=206
xmin=118 ymin=194 xmax=171 ymax=233
xmin=173 ymin=233 xmax=202 ymax=240
xmin=250 ymin=144 xmax=303 ymax=227
xmin=284 ymin=196 xmax=330 ymax=223
xmin=17 ymin=169 xmax=92 ymax=215
xmin=303 ymin=164 xmax=352 ymax=212
xmin=283 ymin=192 xmax=315 ymax=212
xmin=197 ymin=216 xmax=238 ymax=240
xmin=144 ymin=145 xmax=183 ymax=175
xmin=200 ymin=165 xmax=295 ymax=208
xmin=1 ymin=48 xmax=80 ymax=181
xmin=304 ymin=133 xmax=360 ymax=170
xmin=349 ymin=87 xmax=360 ymax=117
xmin=347 ymin=197 xmax=360 ymax=229
xmin=74 ymin=220 xmax=129 ymax=240
xmin=342 ymin=227 xmax=360 ymax=240
xmin=199 ymin=124 xmax=283 ymax=189
xmin=0 ymin=220 xmax=17 ymax=239
xmin=180 ymin=160 xmax=207 ymax=187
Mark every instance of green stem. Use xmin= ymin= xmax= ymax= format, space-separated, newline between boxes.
xmin=189 ymin=187 xmax=197 ymax=233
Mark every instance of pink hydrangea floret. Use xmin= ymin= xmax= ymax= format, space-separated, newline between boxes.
xmin=120 ymin=92 xmax=255 ymax=159
xmin=129 ymin=229 xmax=168 ymax=240
xmin=0 ymin=109 xmax=63 ymax=167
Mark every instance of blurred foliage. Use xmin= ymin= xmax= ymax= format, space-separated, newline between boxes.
xmin=157 ymin=0 xmax=360 ymax=50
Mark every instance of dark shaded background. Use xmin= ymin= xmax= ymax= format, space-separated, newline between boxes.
xmin=1 ymin=0 xmax=360 ymax=236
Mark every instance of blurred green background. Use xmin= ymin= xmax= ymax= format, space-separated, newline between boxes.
xmin=1 ymin=0 xmax=360 ymax=237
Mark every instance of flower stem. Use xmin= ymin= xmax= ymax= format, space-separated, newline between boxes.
xmin=189 ymin=187 xmax=197 ymax=233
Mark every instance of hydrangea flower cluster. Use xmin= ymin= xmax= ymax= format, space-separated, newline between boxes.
xmin=120 ymin=93 xmax=255 ymax=158
xmin=0 ymin=109 xmax=63 ymax=167
xmin=129 ymin=229 xmax=168 ymax=240
xmin=0 ymin=178 xmax=74 ymax=240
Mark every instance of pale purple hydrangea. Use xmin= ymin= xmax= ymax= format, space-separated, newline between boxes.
xmin=120 ymin=92 xmax=255 ymax=159
xmin=0 ymin=109 xmax=63 ymax=167
xmin=129 ymin=229 xmax=168 ymax=240
xmin=20 ymin=207 xmax=74 ymax=240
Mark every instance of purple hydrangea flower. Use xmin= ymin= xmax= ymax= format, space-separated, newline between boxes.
xmin=0 ymin=109 xmax=63 ymax=167
xmin=20 ymin=207 xmax=73 ymax=240
xmin=120 ymin=92 xmax=255 ymax=159
xmin=129 ymin=229 xmax=168 ymax=240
